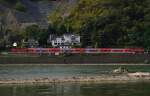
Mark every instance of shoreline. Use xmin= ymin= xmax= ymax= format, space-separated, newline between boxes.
xmin=0 ymin=75 xmax=150 ymax=85
xmin=0 ymin=54 xmax=149 ymax=64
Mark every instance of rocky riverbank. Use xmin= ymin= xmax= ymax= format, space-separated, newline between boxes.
xmin=0 ymin=74 xmax=150 ymax=84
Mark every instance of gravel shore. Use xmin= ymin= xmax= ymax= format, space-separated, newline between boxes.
xmin=0 ymin=75 xmax=150 ymax=84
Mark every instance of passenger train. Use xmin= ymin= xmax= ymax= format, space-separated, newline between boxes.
xmin=11 ymin=48 xmax=145 ymax=54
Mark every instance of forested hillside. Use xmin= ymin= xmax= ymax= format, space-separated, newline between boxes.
xmin=0 ymin=0 xmax=150 ymax=49
xmin=49 ymin=0 xmax=150 ymax=49
xmin=0 ymin=0 xmax=46 ymax=12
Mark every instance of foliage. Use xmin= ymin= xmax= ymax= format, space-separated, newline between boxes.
xmin=0 ymin=0 xmax=26 ymax=12
xmin=0 ymin=0 xmax=150 ymax=49
xmin=49 ymin=0 xmax=150 ymax=48
xmin=15 ymin=2 xmax=26 ymax=12
xmin=23 ymin=25 xmax=49 ymax=47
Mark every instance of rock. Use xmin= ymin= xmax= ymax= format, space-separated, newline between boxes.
xmin=112 ymin=67 xmax=128 ymax=74
xmin=128 ymin=72 xmax=150 ymax=77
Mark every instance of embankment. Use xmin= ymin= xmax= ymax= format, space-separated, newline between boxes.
xmin=0 ymin=53 xmax=149 ymax=64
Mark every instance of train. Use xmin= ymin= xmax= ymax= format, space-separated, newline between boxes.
xmin=11 ymin=48 xmax=145 ymax=54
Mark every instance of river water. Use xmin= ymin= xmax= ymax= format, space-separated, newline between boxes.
xmin=0 ymin=65 xmax=150 ymax=96
xmin=0 ymin=65 xmax=150 ymax=80
xmin=0 ymin=82 xmax=150 ymax=96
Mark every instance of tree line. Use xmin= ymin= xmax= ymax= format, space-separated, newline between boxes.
xmin=48 ymin=0 xmax=150 ymax=49
xmin=0 ymin=0 xmax=150 ymax=50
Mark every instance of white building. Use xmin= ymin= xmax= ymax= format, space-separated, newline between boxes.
xmin=22 ymin=38 xmax=39 ymax=48
xmin=48 ymin=33 xmax=80 ymax=48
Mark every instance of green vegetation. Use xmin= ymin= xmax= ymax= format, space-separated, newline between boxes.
xmin=0 ymin=0 xmax=26 ymax=12
xmin=0 ymin=0 xmax=150 ymax=49
xmin=49 ymin=0 xmax=150 ymax=49
xmin=15 ymin=2 xmax=26 ymax=12
xmin=23 ymin=25 xmax=49 ymax=47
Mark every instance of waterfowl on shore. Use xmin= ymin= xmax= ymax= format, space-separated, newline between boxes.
xmin=112 ymin=67 xmax=129 ymax=74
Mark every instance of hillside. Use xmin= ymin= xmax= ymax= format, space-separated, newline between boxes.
xmin=0 ymin=0 xmax=150 ymax=49
xmin=49 ymin=0 xmax=150 ymax=49
xmin=0 ymin=0 xmax=78 ymax=48
xmin=0 ymin=0 xmax=78 ymax=28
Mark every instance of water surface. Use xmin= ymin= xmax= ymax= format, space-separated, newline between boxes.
xmin=0 ymin=65 xmax=150 ymax=96
xmin=0 ymin=82 xmax=150 ymax=96
xmin=0 ymin=65 xmax=150 ymax=80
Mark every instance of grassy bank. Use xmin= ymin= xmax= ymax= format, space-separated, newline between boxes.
xmin=0 ymin=53 xmax=149 ymax=64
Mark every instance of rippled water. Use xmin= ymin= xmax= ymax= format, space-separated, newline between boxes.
xmin=0 ymin=65 xmax=150 ymax=96
xmin=0 ymin=65 xmax=150 ymax=80
xmin=0 ymin=82 xmax=150 ymax=96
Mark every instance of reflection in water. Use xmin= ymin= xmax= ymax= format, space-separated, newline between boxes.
xmin=0 ymin=82 xmax=150 ymax=96
xmin=0 ymin=65 xmax=150 ymax=96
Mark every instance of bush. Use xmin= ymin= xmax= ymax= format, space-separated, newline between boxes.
xmin=15 ymin=2 xmax=26 ymax=12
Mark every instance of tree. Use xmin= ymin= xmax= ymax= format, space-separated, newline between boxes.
xmin=48 ymin=0 xmax=150 ymax=48
xmin=15 ymin=2 xmax=26 ymax=12
xmin=143 ymin=28 xmax=150 ymax=50
xmin=86 ymin=0 xmax=148 ymax=47
xmin=24 ymin=25 xmax=40 ymax=40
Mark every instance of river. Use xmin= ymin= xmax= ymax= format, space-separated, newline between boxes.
xmin=0 ymin=64 xmax=150 ymax=96
xmin=0 ymin=82 xmax=150 ymax=96
xmin=0 ymin=65 xmax=150 ymax=80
